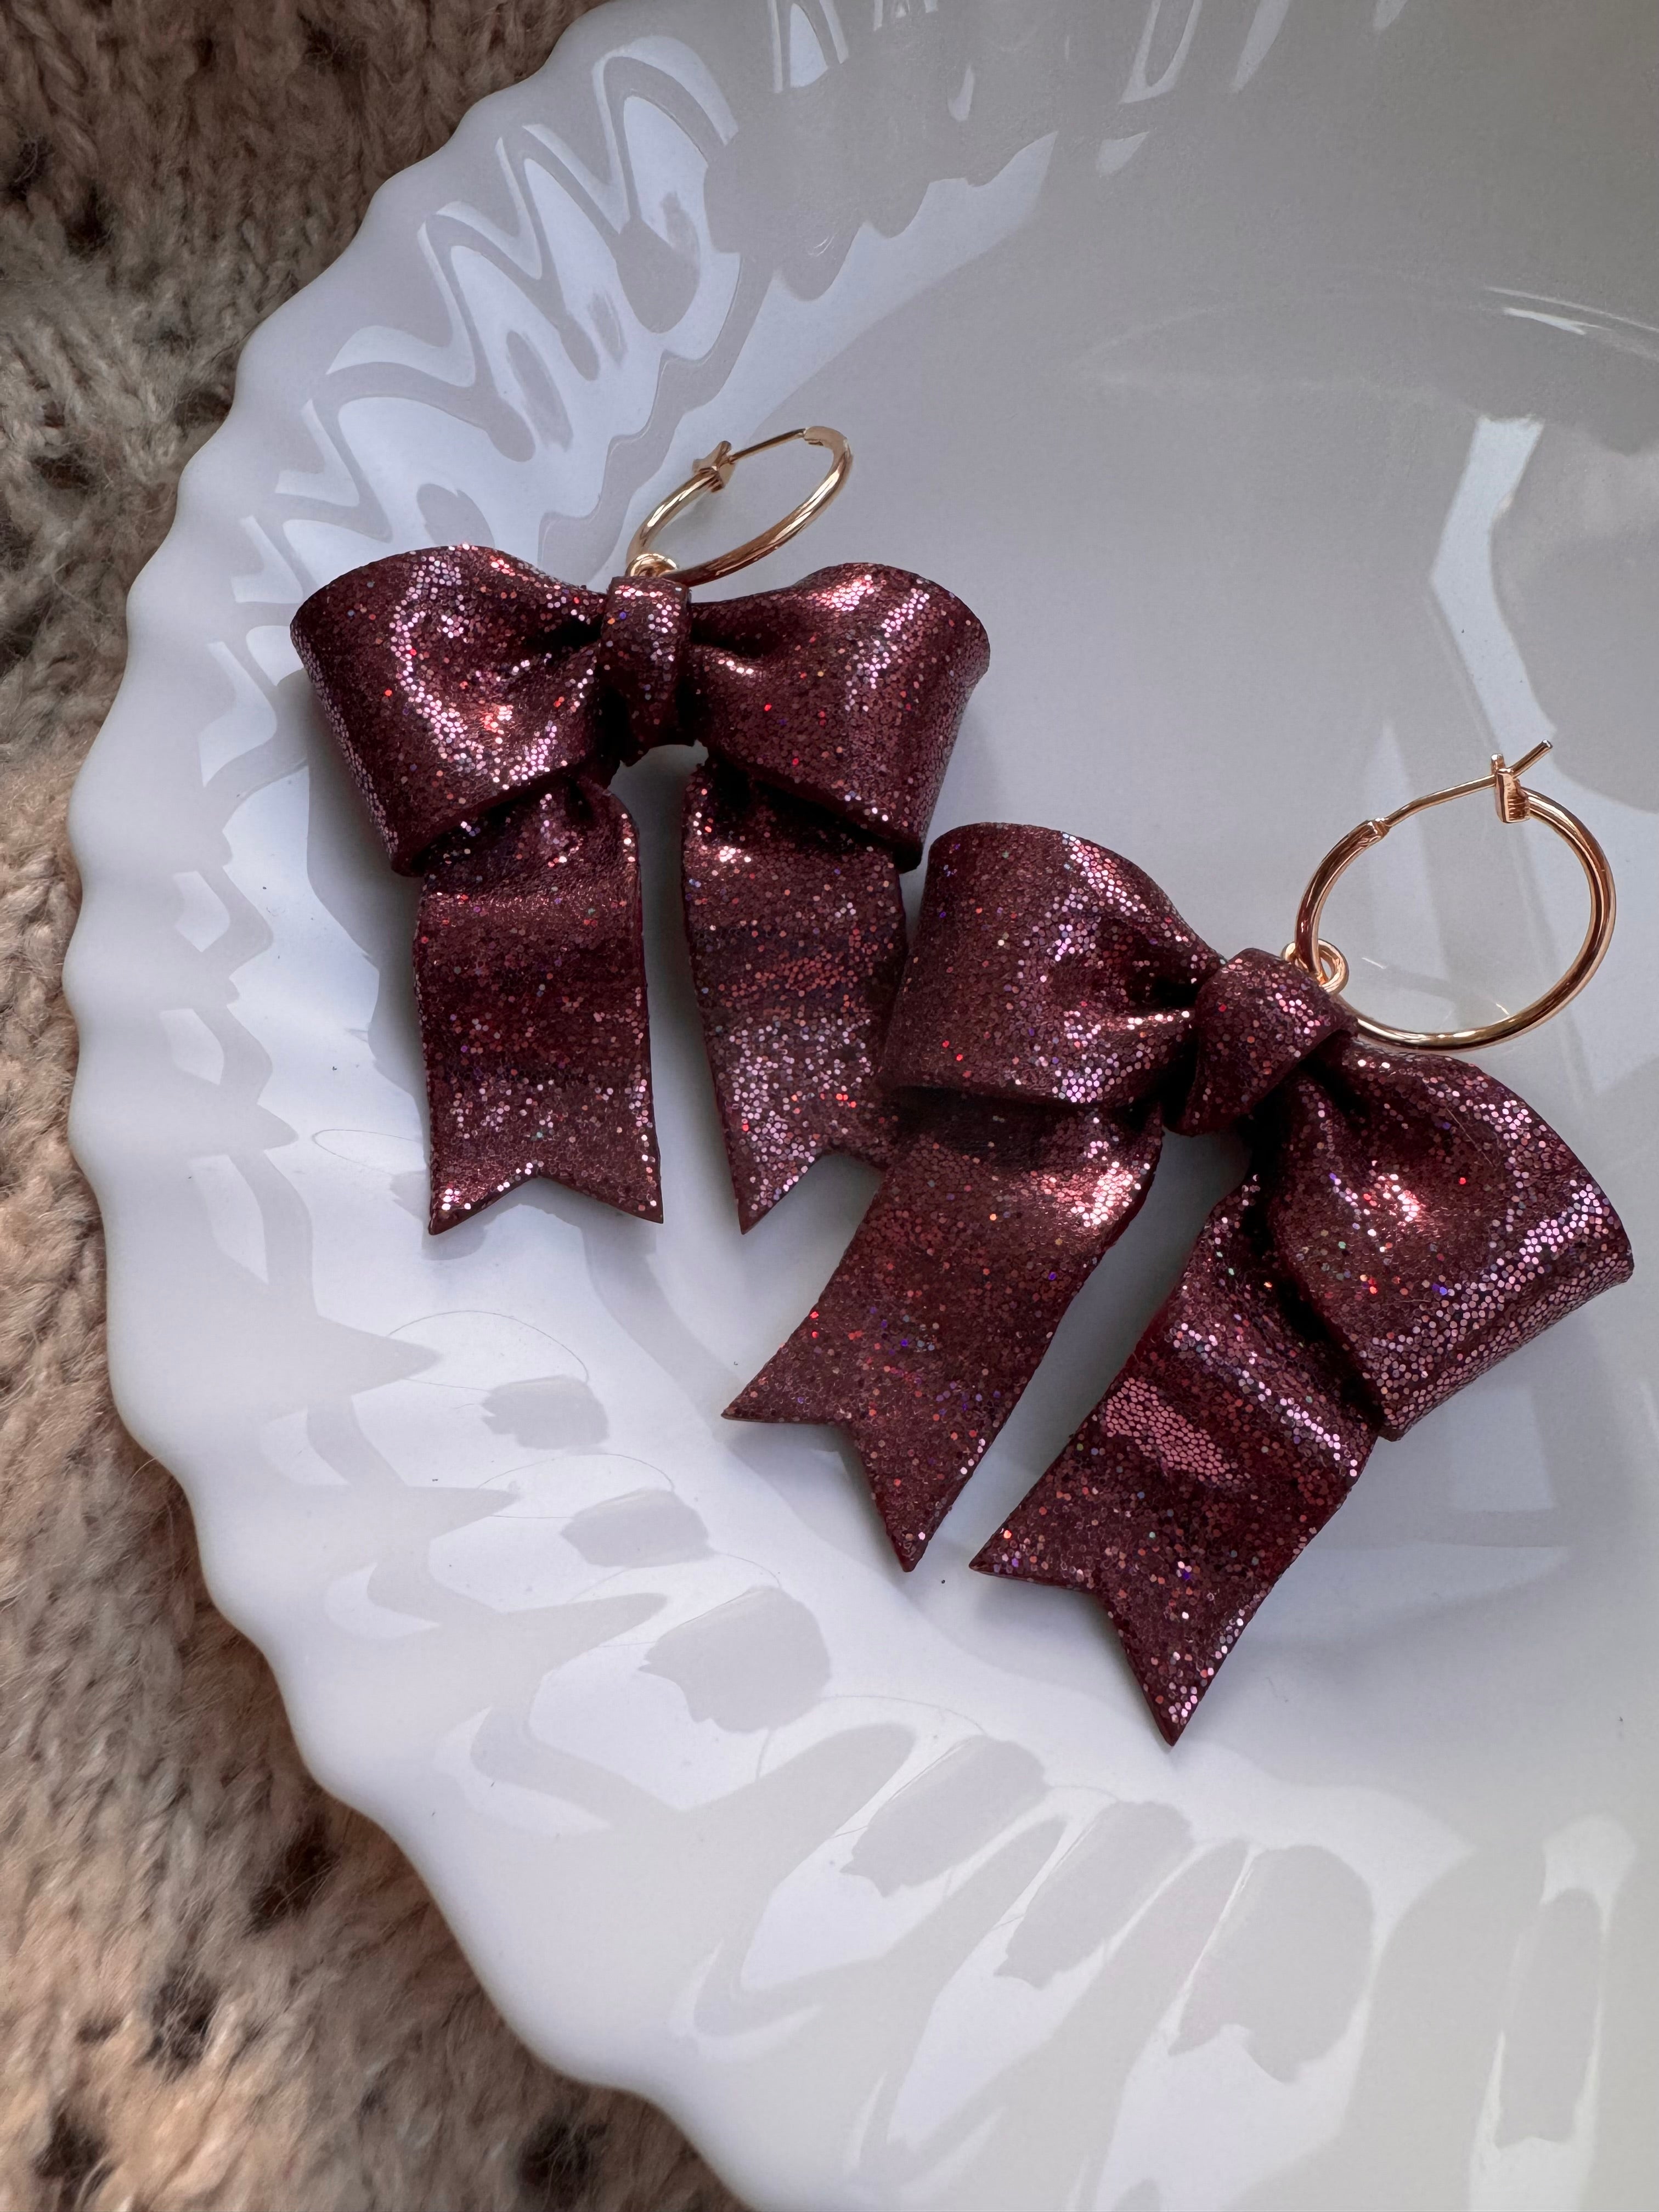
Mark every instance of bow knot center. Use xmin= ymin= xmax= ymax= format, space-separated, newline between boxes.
xmin=1170 ymin=947 xmax=1355 ymax=1135
xmin=597 ymin=575 xmax=692 ymax=756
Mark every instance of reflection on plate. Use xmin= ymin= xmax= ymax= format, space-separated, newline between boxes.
xmin=66 ymin=2 xmax=1659 ymax=2206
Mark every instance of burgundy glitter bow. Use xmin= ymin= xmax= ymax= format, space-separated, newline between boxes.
xmin=291 ymin=549 xmax=988 ymax=1232
xmin=732 ymin=823 xmax=1632 ymax=1737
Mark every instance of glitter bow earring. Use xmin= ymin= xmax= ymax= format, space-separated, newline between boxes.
xmin=733 ymin=746 xmax=1631 ymax=1740
xmin=290 ymin=428 xmax=989 ymax=1233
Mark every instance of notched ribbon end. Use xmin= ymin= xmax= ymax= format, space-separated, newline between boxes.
xmin=723 ymin=1337 xmax=837 ymax=1435
xmin=722 ymin=1372 xmax=795 ymax=1427
xmin=968 ymin=1521 xmax=1080 ymax=1591
xmin=425 ymin=1131 xmax=663 ymax=1235
xmin=969 ymin=1509 xmax=1232 ymax=1747
xmin=972 ymin=1175 xmax=1377 ymax=1739
xmin=731 ymin=1166 xmax=806 ymax=1238
xmin=723 ymin=1357 xmax=940 ymax=1573
xmin=681 ymin=761 xmax=909 ymax=1233
xmin=730 ymin=1121 xmax=895 ymax=1235
xmin=969 ymin=1526 xmax=1196 ymax=1745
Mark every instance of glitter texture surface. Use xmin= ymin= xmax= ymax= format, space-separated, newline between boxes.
xmin=1268 ymin=1037 xmax=1634 ymax=1436
xmin=415 ymin=777 xmax=657 ymax=1228
xmin=974 ymin=1173 xmax=1377 ymax=1743
xmin=880 ymin=825 xmax=1218 ymax=1107
xmin=292 ymin=548 xmax=986 ymax=1231
xmin=973 ymin=970 xmax=1634 ymax=1742
xmin=730 ymin=1093 xmax=1162 ymax=1567
xmin=1170 ymin=947 xmax=1353 ymax=1133
xmin=679 ymin=563 xmax=988 ymax=1224
xmin=731 ymin=823 xmax=1204 ymax=1566
xmin=733 ymin=820 xmax=1632 ymax=1739
xmin=682 ymin=766 xmax=907 ymax=1229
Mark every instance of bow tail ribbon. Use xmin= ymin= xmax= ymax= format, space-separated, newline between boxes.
xmin=729 ymin=1094 xmax=1163 ymax=1567
xmin=977 ymin=1036 xmax=1634 ymax=1739
xmin=974 ymin=1172 xmax=1376 ymax=1743
xmin=681 ymin=764 xmax=907 ymax=1230
xmin=415 ymin=776 xmax=660 ymax=1229
xmin=729 ymin=823 xmax=1218 ymax=1564
xmin=680 ymin=568 xmax=989 ymax=1227
xmin=294 ymin=551 xmax=676 ymax=1231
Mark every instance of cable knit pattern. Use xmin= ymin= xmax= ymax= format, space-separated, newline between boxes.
xmin=0 ymin=7 xmax=743 ymax=2208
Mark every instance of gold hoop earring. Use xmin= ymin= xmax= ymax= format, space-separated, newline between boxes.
xmin=624 ymin=425 xmax=853 ymax=590
xmin=1285 ymin=740 xmax=1616 ymax=1051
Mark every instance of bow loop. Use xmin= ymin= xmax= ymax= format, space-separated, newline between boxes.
xmin=682 ymin=565 xmax=988 ymax=862
xmin=879 ymin=824 xmax=1217 ymax=1106
xmin=294 ymin=546 xmax=612 ymax=872
xmin=1268 ymin=1036 xmax=1633 ymax=1438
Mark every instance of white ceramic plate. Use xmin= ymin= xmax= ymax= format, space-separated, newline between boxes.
xmin=66 ymin=2 xmax=1659 ymax=2205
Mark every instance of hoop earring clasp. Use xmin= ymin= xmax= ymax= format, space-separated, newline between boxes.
xmin=1285 ymin=741 xmax=1617 ymax=1051
xmin=625 ymin=425 xmax=852 ymax=590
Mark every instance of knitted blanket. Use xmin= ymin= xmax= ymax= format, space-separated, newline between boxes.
xmin=0 ymin=6 xmax=741 ymax=2206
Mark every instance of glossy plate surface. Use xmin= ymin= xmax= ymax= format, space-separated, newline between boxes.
xmin=65 ymin=3 xmax=1659 ymax=2205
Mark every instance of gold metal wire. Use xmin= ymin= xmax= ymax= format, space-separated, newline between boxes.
xmin=624 ymin=426 xmax=852 ymax=588
xmin=1284 ymin=742 xmax=1617 ymax=1050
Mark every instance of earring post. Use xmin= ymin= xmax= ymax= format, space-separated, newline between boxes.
xmin=1370 ymin=739 xmax=1554 ymax=836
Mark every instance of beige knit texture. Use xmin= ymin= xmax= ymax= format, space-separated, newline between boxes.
xmin=0 ymin=7 xmax=744 ymax=2208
